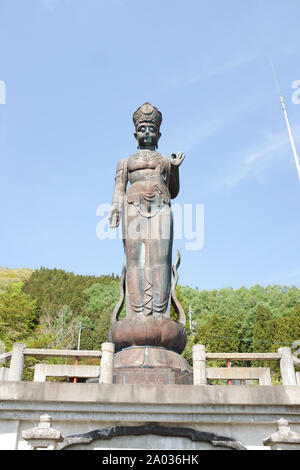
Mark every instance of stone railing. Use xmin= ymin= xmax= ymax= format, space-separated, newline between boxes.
xmin=0 ymin=342 xmax=115 ymax=384
xmin=0 ymin=342 xmax=299 ymax=386
xmin=192 ymin=344 xmax=300 ymax=386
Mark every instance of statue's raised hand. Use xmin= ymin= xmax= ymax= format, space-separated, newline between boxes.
xmin=109 ymin=203 xmax=121 ymax=229
xmin=170 ymin=152 xmax=185 ymax=167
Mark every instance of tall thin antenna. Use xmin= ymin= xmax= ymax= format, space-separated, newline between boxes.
xmin=270 ymin=57 xmax=300 ymax=181
xmin=77 ymin=322 xmax=85 ymax=351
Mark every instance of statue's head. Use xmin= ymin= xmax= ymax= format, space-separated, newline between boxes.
xmin=133 ymin=102 xmax=162 ymax=149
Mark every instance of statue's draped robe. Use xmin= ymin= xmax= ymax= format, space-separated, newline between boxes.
xmin=112 ymin=150 xmax=179 ymax=318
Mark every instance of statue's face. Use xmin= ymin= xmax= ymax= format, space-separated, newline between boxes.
xmin=135 ymin=122 xmax=161 ymax=149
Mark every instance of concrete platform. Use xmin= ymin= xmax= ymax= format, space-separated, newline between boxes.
xmin=1 ymin=382 xmax=300 ymax=450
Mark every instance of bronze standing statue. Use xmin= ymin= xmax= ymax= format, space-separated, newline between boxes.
xmin=108 ymin=103 xmax=191 ymax=384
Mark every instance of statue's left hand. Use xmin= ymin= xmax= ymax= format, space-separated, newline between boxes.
xmin=170 ymin=152 xmax=185 ymax=167
xmin=109 ymin=204 xmax=121 ymax=229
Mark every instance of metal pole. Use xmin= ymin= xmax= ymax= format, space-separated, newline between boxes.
xmin=227 ymin=359 xmax=232 ymax=386
xmin=270 ymin=57 xmax=300 ymax=181
xmin=74 ymin=322 xmax=83 ymax=383
xmin=77 ymin=322 xmax=82 ymax=351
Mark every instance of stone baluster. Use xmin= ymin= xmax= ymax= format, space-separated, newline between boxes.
xmin=8 ymin=343 xmax=26 ymax=381
xmin=99 ymin=342 xmax=115 ymax=384
xmin=192 ymin=344 xmax=207 ymax=385
xmin=278 ymin=347 xmax=297 ymax=386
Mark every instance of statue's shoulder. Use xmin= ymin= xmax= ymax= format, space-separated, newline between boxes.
xmin=159 ymin=154 xmax=170 ymax=169
xmin=161 ymin=154 xmax=169 ymax=163
xmin=115 ymin=157 xmax=128 ymax=170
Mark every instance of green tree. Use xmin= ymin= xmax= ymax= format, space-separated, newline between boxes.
xmin=0 ymin=282 xmax=38 ymax=349
xmin=36 ymin=304 xmax=79 ymax=349
xmin=270 ymin=306 xmax=300 ymax=350
xmin=195 ymin=313 xmax=244 ymax=352
xmin=0 ymin=267 xmax=32 ymax=292
xmin=252 ymin=305 xmax=274 ymax=352
xmin=82 ymin=282 xmax=120 ymax=347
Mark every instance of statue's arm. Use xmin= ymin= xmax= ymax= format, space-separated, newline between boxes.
xmin=168 ymin=152 xmax=185 ymax=199
xmin=168 ymin=164 xmax=180 ymax=199
xmin=109 ymin=158 xmax=128 ymax=228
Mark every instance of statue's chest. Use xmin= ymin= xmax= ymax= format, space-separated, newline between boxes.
xmin=128 ymin=152 xmax=162 ymax=172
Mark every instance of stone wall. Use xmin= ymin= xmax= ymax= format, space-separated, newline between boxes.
xmin=1 ymin=382 xmax=300 ymax=450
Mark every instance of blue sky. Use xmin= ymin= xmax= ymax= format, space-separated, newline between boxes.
xmin=0 ymin=0 xmax=300 ymax=290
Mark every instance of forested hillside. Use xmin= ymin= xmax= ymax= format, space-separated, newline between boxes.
xmin=0 ymin=267 xmax=32 ymax=291
xmin=0 ymin=267 xmax=299 ymax=369
xmin=180 ymin=284 xmax=300 ymax=353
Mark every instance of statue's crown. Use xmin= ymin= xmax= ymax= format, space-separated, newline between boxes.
xmin=133 ymin=102 xmax=162 ymax=130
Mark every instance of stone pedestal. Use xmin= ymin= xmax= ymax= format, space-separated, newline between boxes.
xmin=263 ymin=418 xmax=300 ymax=450
xmin=109 ymin=305 xmax=190 ymax=385
xmin=113 ymin=346 xmax=193 ymax=385
xmin=22 ymin=413 xmax=63 ymax=450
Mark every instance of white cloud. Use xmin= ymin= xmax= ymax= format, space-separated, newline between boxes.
xmin=188 ymin=56 xmax=257 ymax=84
xmin=220 ymin=125 xmax=300 ymax=189
xmin=168 ymin=54 xmax=257 ymax=88
xmin=42 ymin=0 xmax=60 ymax=11
xmin=182 ymin=119 xmax=221 ymax=152
xmin=262 ymin=268 xmax=300 ymax=286
xmin=180 ymin=87 xmax=261 ymax=153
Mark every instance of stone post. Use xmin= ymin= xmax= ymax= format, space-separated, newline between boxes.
xmin=99 ymin=342 xmax=115 ymax=384
xmin=263 ymin=418 xmax=300 ymax=450
xmin=278 ymin=347 xmax=297 ymax=385
xmin=22 ymin=414 xmax=63 ymax=450
xmin=8 ymin=343 xmax=26 ymax=381
xmin=192 ymin=344 xmax=207 ymax=385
